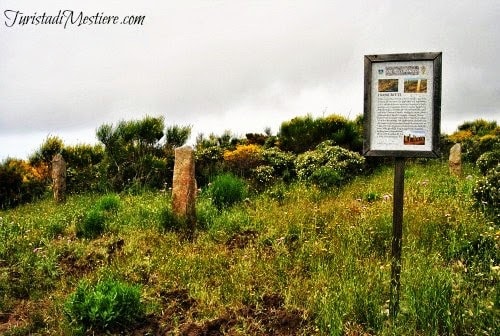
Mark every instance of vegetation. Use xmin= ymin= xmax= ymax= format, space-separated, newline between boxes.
xmin=0 ymin=160 xmax=498 ymax=335
xmin=295 ymin=140 xmax=365 ymax=189
xmin=278 ymin=114 xmax=362 ymax=153
xmin=473 ymin=164 xmax=500 ymax=224
xmin=207 ymin=173 xmax=248 ymax=210
xmin=64 ymin=278 xmax=144 ymax=334
xmin=0 ymin=117 xmax=498 ymax=334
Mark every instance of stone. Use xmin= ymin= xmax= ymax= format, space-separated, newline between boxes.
xmin=172 ymin=146 xmax=196 ymax=232
xmin=449 ymin=143 xmax=462 ymax=177
xmin=51 ymin=153 xmax=66 ymax=203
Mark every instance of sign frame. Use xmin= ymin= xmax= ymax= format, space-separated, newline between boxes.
xmin=363 ymin=52 xmax=442 ymax=158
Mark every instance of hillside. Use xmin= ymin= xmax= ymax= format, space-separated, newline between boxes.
xmin=0 ymin=161 xmax=498 ymax=335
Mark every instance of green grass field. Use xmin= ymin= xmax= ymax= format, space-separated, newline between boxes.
xmin=0 ymin=161 xmax=498 ymax=335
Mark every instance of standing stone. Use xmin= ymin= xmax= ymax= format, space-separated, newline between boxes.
xmin=172 ymin=146 xmax=196 ymax=233
xmin=52 ymin=154 xmax=66 ymax=203
xmin=449 ymin=143 xmax=462 ymax=177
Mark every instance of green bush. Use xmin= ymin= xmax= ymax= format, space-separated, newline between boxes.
xmin=450 ymin=119 xmax=499 ymax=163
xmin=472 ymin=164 xmax=500 ymax=223
xmin=261 ymin=147 xmax=296 ymax=181
xmin=208 ymin=173 xmax=248 ymax=210
xmin=64 ymin=278 xmax=144 ymax=333
xmin=96 ymin=194 xmax=121 ymax=213
xmin=310 ymin=166 xmax=344 ymax=190
xmin=63 ymin=144 xmax=105 ymax=193
xmin=195 ymin=146 xmax=224 ymax=187
xmin=295 ymin=141 xmax=365 ymax=188
xmin=76 ymin=209 xmax=106 ymax=239
xmin=278 ymin=114 xmax=362 ymax=154
xmin=476 ymin=150 xmax=500 ymax=175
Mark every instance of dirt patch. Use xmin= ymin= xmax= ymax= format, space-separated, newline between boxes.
xmin=226 ymin=230 xmax=258 ymax=250
xmin=177 ymin=293 xmax=315 ymax=336
xmin=58 ymin=237 xmax=125 ymax=275
xmin=58 ymin=249 xmax=106 ymax=275
xmin=96 ymin=291 xmax=315 ymax=336
xmin=0 ymin=300 xmax=46 ymax=335
xmin=1 ymin=289 xmax=315 ymax=335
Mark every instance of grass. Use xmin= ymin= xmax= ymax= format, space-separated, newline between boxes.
xmin=0 ymin=161 xmax=498 ymax=335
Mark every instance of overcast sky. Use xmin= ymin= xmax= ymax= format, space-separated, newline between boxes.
xmin=1 ymin=0 xmax=499 ymax=161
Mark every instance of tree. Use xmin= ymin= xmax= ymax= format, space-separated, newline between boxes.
xmin=166 ymin=125 xmax=192 ymax=149
xmin=96 ymin=116 xmax=167 ymax=190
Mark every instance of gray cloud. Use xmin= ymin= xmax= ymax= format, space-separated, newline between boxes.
xmin=0 ymin=0 xmax=499 ymax=160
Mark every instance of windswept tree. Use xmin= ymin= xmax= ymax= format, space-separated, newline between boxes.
xmin=165 ymin=125 xmax=192 ymax=149
xmin=96 ymin=116 xmax=167 ymax=191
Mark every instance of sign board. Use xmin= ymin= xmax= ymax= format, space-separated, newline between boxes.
xmin=363 ymin=52 xmax=442 ymax=157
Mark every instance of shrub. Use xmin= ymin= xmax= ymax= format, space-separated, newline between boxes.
xmin=0 ymin=162 xmax=23 ymax=209
xmin=310 ymin=166 xmax=344 ymax=190
xmin=96 ymin=194 xmax=121 ymax=213
xmin=476 ymin=150 xmax=500 ymax=175
xmin=76 ymin=208 xmax=106 ymax=239
xmin=195 ymin=145 xmax=224 ymax=187
xmin=295 ymin=141 xmax=365 ymax=188
xmin=96 ymin=116 xmax=172 ymax=191
xmin=64 ymin=278 xmax=144 ymax=333
xmin=29 ymin=135 xmax=64 ymax=166
xmin=450 ymin=119 xmax=499 ymax=163
xmin=252 ymin=165 xmax=275 ymax=189
xmin=278 ymin=114 xmax=363 ymax=153
xmin=223 ymin=144 xmax=263 ymax=177
xmin=63 ymin=144 xmax=105 ymax=193
xmin=261 ymin=147 xmax=296 ymax=181
xmin=0 ymin=159 xmax=47 ymax=209
xmin=208 ymin=173 xmax=248 ymax=210
xmin=472 ymin=164 xmax=500 ymax=223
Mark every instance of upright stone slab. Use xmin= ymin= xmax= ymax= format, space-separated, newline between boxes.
xmin=449 ymin=143 xmax=462 ymax=177
xmin=52 ymin=154 xmax=66 ymax=203
xmin=172 ymin=146 xmax=196 ymax=232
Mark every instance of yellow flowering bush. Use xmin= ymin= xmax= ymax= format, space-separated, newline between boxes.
xmin=223 ymin=144 xmax=263 ymax=177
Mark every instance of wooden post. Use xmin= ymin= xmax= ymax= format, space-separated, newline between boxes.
xmin=390 ymin=157 xmax=405 ymax=319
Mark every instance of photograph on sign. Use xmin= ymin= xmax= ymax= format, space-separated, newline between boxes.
xmin=363 ymin=53 xmax=442 ymax=157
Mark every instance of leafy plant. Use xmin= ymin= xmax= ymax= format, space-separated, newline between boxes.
xmin=363 ymin=191 xmax=381 ymax=202
xmin=208 ymin=173 xmax=248 ymax=210
xmin=64 ymin=278 xmax=144 ymax=332
xmin=76 ymin=208 xmax=106 ymax=239
xmin=96 ymin=194 xmax=121 ymax=213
